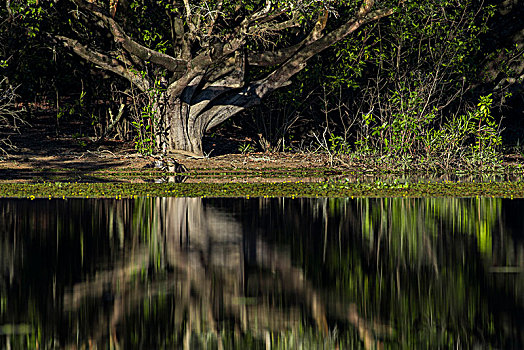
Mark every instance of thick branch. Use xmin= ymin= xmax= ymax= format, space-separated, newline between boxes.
xmin=201 ymin=85 xmax=261 ymax=131
xmin=255 ymin=7 xmax=394 ymax=96
xmin=72 ymin=0 xmax=188 ymax=71
xmin=251 ymin=0 xmax=273 ymax=22
xmin=203 ymin=56 xmax=237 ymax=85
xmin=166 ymin=37 xmax=244 ymax=98
xmin=239 ymin=0 xmax=273 ymax=33
xmin=190 ymin=52 xmax=245 ymax=118
xmin=173 ymin=15 xmax=191 ymax=60
xmin=6 ymin=0 xmax=13 ymax=21
xmin=249 ymin=16 xmax=300 ymax=35
xmin=55 ymin=35 xmax=150 ymax=91
xmin=247 ymin=10 xmax=327 ymax=67
xmin=206 ymin=0 xmax=224 ymax=36
xmin=248 ymin=44 xmax=302 ymax=67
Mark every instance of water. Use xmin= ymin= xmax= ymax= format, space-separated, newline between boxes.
xmin=0 ymin=197 xmax=523 ymax=349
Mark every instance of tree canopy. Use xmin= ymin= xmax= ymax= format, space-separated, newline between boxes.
xmin=7 ymin=0 xmax=401 ymax=155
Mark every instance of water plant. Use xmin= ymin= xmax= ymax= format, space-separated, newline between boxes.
xmin=1 ymin=180 xmax=524 ymax=199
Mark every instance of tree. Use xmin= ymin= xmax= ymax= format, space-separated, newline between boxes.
xmin=13 ymin=0 xmax=397 ymax=156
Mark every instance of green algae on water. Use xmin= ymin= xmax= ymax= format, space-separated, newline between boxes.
xmin=1 ymin=181 xmax=524 ymax=198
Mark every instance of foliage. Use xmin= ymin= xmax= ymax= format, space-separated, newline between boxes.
xmin=468 ymin=94 xmax=502 ymax=166
xmin=238 ymin=141 xmax=256 ymax=155
xmin=300 ymin=0 xmax=506 ymax=171
xmin=131 ymin=105 xmax=156 ymax=155
xmin=349 ymin=94 xmax=502 ymax=171
xmin=130 ymin=85 xmax=163 ymax=156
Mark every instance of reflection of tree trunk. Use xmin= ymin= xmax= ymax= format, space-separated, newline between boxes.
xmin=60 ymin=197 xmax=392 ymax=347
xmin=256 ymin=240 xmax=329 ymax=336
xmin=110 ymin=295 xmax=122 ymax=350
xmin=348 ymin=303 xmax=393 ymax=350
xmin=62 ymin=246 xmax=150 ymax=347
xmin=155 ymin=198 xmax=391 ymax=343
xmin=62 ymin=247 xmax=150 ymax=310
xmin=155 ymin=197 xmax=333 ymax=341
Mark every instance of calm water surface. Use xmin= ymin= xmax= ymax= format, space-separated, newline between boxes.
xmin=1 ymin=197 xmax=523 ymax=349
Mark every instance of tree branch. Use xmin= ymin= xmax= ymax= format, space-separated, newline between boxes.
xmin=249 ymin=16 xmax=300 ymax=35
xmin=255 ymin=7 xmax=394 ymax=96
xmin=5 ymin=0 xmax=13 ymax=21
xmin=206 ymin=0 xmax=224 ymax=36
xmin=166 ymin=37 xmax=245 ymax=98
xmin=248 ymin=0 xmax=273 ymax=23
xmin=200 ymin=84 xmax=261 ymax=132
xmin=203 ymin=4 xmax=394 ymax=132
xmin=55 ymin=35 xmax=150 ymax=91
xmin=248 ymin=44 xmax=302 ymax=67
xmin=189 ymin=52 xmax=246 ymax=118
xmin=247 ymin=9 xmax=327 ymax=67
xmin=71 ymin=0 xmax=188 ymax=71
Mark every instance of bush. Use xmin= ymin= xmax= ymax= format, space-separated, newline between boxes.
xmin=0 ymin=77 xmax=24 ymax=153
xmin=342 ymin=94 xmax=503 ymax=172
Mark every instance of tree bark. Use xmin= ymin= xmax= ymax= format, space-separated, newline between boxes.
xmin=159 ymin=96 xmax=205 ymax=155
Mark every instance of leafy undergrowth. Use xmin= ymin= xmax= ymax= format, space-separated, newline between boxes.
xmin=1 ymin=180 xmax=524 ymax=199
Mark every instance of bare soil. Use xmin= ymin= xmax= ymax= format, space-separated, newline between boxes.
xmin=0 ymin=115 xmax=331 ymax=182
xmin=2 ymin=113 xmax=523 ymax=183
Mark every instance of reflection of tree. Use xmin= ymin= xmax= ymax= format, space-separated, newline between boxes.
xmin=1 ymin=197 xmax=523 ymax=348
xmin=0 ymin=199 xmax=144 ymax=348
xmin=58 ymin=198 xmax=384 ymax=348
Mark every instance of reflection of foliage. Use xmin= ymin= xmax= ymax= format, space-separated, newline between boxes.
xmin=357 ymin=197 xmax=502 ymax=262
xmin=0 ymin=197 xmax=523 ymax=348
xmin=238 ymin=197 xmax=524 ymax=348
xmin=352 ymin=197 xmax=504 ymax=346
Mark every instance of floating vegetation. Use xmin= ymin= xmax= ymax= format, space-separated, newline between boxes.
xmin=0 ymin=180 xmax=524 ymax=198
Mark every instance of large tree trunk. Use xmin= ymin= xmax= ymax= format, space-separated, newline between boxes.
xmin=158 ymin=96 xmax=205 ymax=155
xmin=155 ymin=91 xmax=256 ymax=156
xmin=156 ymin=84 xmax=262 ymax=156
xmin=168 ymin=106 xmax=204 ymax=155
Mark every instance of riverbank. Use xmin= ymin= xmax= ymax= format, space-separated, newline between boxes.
xmin=2 ymin=132 xmax=524 ymax=197
xmin=1 ymin=146 xmax=524 ymax=182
